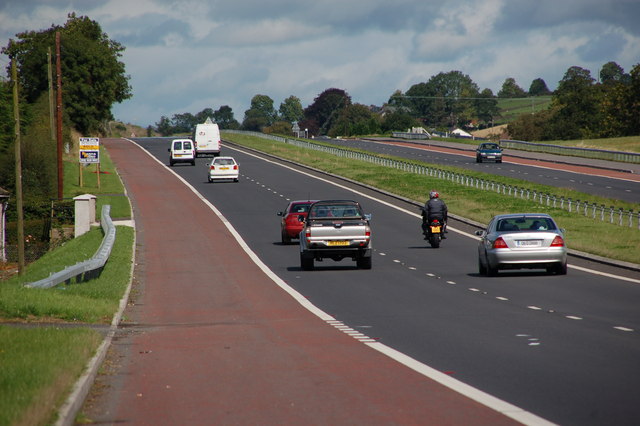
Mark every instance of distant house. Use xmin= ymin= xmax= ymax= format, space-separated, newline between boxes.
xmin=451 ymin=128 xmax=473 ymax=138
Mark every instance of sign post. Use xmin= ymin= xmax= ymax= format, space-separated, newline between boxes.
xmin=79 ymin=137 xmax=100 ymax=188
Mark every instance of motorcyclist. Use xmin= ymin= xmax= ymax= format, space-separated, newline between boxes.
xmin=421 ymin=190 xmax=448 ymax=239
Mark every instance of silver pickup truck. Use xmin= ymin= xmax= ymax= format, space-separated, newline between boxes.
xmin=299 ymin=200 xmax=372 ymax=270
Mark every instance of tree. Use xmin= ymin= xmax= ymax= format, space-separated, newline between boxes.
xmin=213 ymin=105 xmax=239 ymax=129
xmin=403 ymin=71 xmax=480 ymax=128
xmin=550 ymin=66 xmax=599 ymax=139
xmin=304 ymin=88 xmax=352 ymax=135
xmin=278 ymin=95 xmax=304 ymax=124
xmin=2 ymin=13 xmax=132 ymax=134
xmin=194 ymin=108 xmax=215 ymax=124
xmin=528 ymin=78 xmax=552 ymax=96
xmin=328 ymin=104 xmax=380 ymax=137
xmin=599 ymin=61 xmax=628 ymax=85
xmin=381 ymin=111 xmax=422 ymax=133
xmin=599 ymin=63 xmax=640 ymax=136
xmin=171 ymin=112 xmax=196 ymax=133
xmin=475 ymin=88 xmax=499 ymax=127
xmin=507 ymin=108 xmax=555 ymax=141
xmin=498 ymin=77 xmax=527 ymax=98
xmin=242 ymin=94 xmax=276 ymax=130
xmin=155 ymin=116 xmax=173 ymax=136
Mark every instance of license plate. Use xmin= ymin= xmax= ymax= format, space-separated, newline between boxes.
xmin=175 ymin=154 xmax=183 ymax=157
xmin=517 ymin=240 xmax=542 ymax=247
xmin=488 ymin=155 xmax=495 ymax=159
xmin=220 ymin=167 xmax=229 ymax=170
xmin=328 ymin=240 xmax=349 ymax=246
xmin=430 ymin=226 xmax=441 ymax=233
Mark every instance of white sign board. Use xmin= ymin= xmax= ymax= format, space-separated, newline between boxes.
xmin=79 ymin=137 xmax=100 ymax=164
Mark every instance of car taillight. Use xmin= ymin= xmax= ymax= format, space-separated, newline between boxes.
xmin=493 ymin=237 xmax=508 ymax=249
xmin=551 ymin=236 xmax=565 ymax=247
xmin=305 ymin=229 xmax=311 ymax=243
xmin=210 ymin=165 xmax=215 ymax=170
xmin=233 ymin=165 xmax=238 ymax=170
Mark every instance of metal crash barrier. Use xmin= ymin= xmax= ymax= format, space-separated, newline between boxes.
xmin=25 ymin=205 xmax=115 ymax=289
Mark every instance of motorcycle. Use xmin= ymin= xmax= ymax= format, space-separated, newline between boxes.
xmin=425 ymin=218 xmax=444 ymax=248
xmin=421 ymin=207 xmax=445 ymax=248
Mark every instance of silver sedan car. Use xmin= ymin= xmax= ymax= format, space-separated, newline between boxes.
xmin=475 ymin=213 xmax=567 ymax=276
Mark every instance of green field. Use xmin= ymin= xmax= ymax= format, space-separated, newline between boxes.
xmin=496 ymin=96 xmax=552 ymax=123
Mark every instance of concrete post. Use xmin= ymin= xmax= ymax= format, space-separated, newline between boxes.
xmin=74 ymin=194 xmax=97 ymax=237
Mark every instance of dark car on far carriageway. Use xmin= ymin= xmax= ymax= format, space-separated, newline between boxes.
xmin=476 ymin=142 xmax=503 ymax=163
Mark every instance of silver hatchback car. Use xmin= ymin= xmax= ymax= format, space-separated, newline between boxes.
xmin=475 ymin=213 xmax=567 ymax=276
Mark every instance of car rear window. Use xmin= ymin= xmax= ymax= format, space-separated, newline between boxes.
xmin=290 ymin=203 xmax=311 ymax=213
xmin=173 ymin=141 xmax=182 ymax=150
xmin=214 ymin=158 xmax=235 ymax=165
xmin=309 ymin=204 xmax=361 ymax=219
xmin=496 ymin=218 xmax=557 ymax=232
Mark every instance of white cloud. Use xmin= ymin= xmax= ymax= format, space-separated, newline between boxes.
xmin=1 ymin=0 xmax=639 ymax=127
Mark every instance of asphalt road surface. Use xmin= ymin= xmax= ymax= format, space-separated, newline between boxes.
xmin=326 ymin=137 xmax=640 ymax=204
xmin=82 ymin=137 xmax=640 ymax=425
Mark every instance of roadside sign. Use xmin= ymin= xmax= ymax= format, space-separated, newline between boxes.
xmin=79 ymin=137 xmax=100 ymax=163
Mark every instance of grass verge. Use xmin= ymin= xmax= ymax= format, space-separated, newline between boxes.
xmin=1 ymin=141 xmax=134 ymax=425
xmin=222 ymin=132 xmax=640 ymax=265
xmin=0 ymin=326 xmax=102 ymax=426
xmin=63 ymin=145 xmax=131 ymax=220
xmin=0 ymin=226 xmax=134 ymax=323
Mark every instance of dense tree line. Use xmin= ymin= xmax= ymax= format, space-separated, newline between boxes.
xmin=154 ymin=62 xmax=637 ymax=140
xmin=508 ymin=62 xmax=640 ymax=141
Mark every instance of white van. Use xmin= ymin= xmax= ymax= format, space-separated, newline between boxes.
xmin=193 ymin=117 xmax=221 ymax=157
xmin=168 ymin=139 xmax=195 ymax=166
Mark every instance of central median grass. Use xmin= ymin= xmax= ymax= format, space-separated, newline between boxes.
xmin=0 ymin=145 xmax=134 ymax=425
xmin=222 ymin=132 xmax=640 ymax=265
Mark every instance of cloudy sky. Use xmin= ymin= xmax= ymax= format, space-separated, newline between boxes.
xmin=1 ymin=0 xmax=639 ymax=128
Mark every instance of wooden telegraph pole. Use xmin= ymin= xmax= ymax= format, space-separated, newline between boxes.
xmin=11 ymin=53 xmax=25 ymax=274
xmin=56 ymin=31 xmax=63 ymax=199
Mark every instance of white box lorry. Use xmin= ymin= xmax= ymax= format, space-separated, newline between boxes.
xmin=193 ymin=117 xmax=221 ymax=157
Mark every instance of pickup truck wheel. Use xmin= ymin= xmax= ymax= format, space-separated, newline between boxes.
xmin=300 ymin=254 xmax=314 ymax=270
xmin=356 ymin=256 xmax=372 ymax=270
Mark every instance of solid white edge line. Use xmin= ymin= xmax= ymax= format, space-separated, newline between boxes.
xmin=123 ymin=140 xmax=555 ymax=426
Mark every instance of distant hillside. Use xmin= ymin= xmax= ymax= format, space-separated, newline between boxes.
xmin=496 ymin=96 xmax=552 ymax=124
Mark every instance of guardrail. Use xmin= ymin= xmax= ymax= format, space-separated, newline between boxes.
xmin=391 ymin=132 xmax=430 ymax=140
xmin=224 ymin=131 xmax=639 ymax=230
xmin=25 ymin=205 xmax=116 ymax=289
xmin=500 ymin=139 xmax=640 ymax=164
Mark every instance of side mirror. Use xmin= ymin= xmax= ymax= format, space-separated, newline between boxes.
xmin=298 ymin=216 xmax=305 ymax=223
xmin=168 ymin=148 xmax=171 ymax=152
xmin=474 ymin=230 xmax=485 ymax=237
xmin=277 ymin=212 xmax=284 ymax=217
xmin=364 ymin=213 xmax=372 ymax=221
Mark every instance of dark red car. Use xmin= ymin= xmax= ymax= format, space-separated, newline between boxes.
xmin=277 ymin=200 xmax=318 ymax=244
